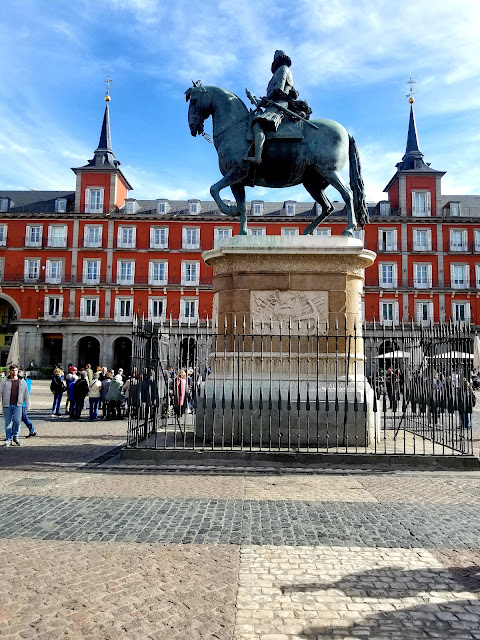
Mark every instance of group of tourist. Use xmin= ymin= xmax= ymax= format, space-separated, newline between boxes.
xmin=50 ymin=364 xmax=129 ymax=421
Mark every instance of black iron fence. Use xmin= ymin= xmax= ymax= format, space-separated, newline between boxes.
xmin=127 ymin=318 xmax=476 ymax=457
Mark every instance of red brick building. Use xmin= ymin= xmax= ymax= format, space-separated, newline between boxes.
xmin=0 ymin=100 xmax=479 ymax=368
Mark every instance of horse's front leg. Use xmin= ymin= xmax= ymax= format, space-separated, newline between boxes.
xmin=230 ymin=183 xmax=247 ymax=235
xmin=210 ymin=166 xmax=249 ymax=217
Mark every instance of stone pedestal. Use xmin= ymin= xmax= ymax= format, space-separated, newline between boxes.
xmin=198 ymin=236 xmax=377 ymax=447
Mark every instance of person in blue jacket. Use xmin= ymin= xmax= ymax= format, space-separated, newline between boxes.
xmin=20 ymin=373 xmax=36 ymax=437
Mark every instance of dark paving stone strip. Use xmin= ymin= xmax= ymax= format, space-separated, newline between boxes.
xmin=0 ymin=494 xmax=480 ymax=548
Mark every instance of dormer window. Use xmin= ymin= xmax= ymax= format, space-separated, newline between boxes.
xmin=0 ymin=197 xmax=10 ymax=212
xmin=188 ymin=200 xmax=200 ymax=215
xmin=124 ymin=198 xmax=139 ymax=214
xmin=156 ymin=199 xmax=169 ymax=215
xmin=55 ymin=198 xmax=67 ymax=213
xmin=379 ymin=201 xmax=391 ymax=216
xmin=85 ymin=188 xmax=104 ymax=213
xmin=412 ymin=191 xmax=431 ymax=216
xmin=285 ymin=201 xmax=296 ymax=216
xmin=252 ymin=201 xmax=264 ymax=216
xmin=450 ymin=201 xmax=461 ymax=217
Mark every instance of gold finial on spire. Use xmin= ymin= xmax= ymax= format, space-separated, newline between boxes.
xmin=406 ymin=74 xmax=416 ymax=104
xmin=104 ymin=75 xmax=112 ymax=102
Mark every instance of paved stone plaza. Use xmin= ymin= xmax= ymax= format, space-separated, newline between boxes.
xmin=0 ymin=382 xmax=480 ymax=639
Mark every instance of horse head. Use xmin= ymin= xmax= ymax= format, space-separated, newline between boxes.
xmin=185 ymin=81 xmax=212 ymax=137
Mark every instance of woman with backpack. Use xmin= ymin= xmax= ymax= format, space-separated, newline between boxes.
xmin=50 ymin=367 xmax=66 ymax=417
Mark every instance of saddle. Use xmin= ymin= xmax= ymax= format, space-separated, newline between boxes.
xmin=246 ymin=112 xmax=304 ymax=141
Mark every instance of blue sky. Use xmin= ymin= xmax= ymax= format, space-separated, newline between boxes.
xmin=1 ymin=0 xmax=480 ymax=204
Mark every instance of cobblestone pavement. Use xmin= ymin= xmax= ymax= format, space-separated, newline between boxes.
xmin=0 ymin=382 xmax=480 ymax=638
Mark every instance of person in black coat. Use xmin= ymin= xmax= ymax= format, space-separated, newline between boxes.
xmin=71 ymin=371 xmax=89 ymax=420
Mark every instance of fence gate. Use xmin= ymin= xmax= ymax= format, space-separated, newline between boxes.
xmin=127 ymin=318 xmax=475 ymax=458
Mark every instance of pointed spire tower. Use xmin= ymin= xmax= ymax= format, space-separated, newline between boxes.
xmin=72 ymin=77 xmax=132 ymax=213
xmin=384 ymin=77 xmax=444 ymax=216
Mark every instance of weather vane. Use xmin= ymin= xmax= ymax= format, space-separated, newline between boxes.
xmin=104 ymin=75 xmax=112 ymax=102
xmin=406 ymin=74 xmax=416 ymax=104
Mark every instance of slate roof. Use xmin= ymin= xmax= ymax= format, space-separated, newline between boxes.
xmin=0 ymin=191 xmax=75 ymax=213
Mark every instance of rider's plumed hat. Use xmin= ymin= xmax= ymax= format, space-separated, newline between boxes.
xmin=271 ymin=50 xmax=292 ymax=73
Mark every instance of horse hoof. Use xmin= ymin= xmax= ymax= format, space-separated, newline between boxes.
xmin=341 ymin=229 xmax=354 ymax=237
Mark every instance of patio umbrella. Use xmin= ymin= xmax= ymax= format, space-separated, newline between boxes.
xmin=431 ymin=351 xmax=473 ymax=359
xmin=6 ymin=331 xmax=19 ymax=367
xmin=377 ymin=351 xmax=410 ymax=359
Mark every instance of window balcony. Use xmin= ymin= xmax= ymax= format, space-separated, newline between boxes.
xmin=409 ymin=241 xmax=435 ymax=252
xmin=81 ymin=238 xmax=104 ymax=248
xmin=376 ymin=242 xmax=398 ymax=252
xmin=449 ymin=242 xmax=469 ymax=253
xmin=407 ymin=278 xmax=438 ymax=289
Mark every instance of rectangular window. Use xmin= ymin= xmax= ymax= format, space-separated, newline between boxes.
xmin=117 ymin=260 xmax=135 ymax=284
xmin=24 ymin=259 xmax=40 ymax=282
xmin=0 ymin=258 xmax=4 ymax=283
xmin=148 ymin=298 xmax=166 ymax=321
xmin=281 ymin=228 xmax=299 ymax=236
xmin=379 ymin=202 xmax=391 ymax=216
xmin=451 ymin=264 xmax=469 ymax=289
xmin=46 ymin=259 xmax=62 ymax=284
xmin=83 ymin=260 xmax=101 ymax=285
xmin=25 ymin=225 xmax=42 ymax=247
xmin=0 ymin=198 xmax=9 ymax=212
xmin=476 ymin=265 xmax=480 ymax=289
xmin=314 ymin=228 xmax=332 ymax=236
xmin=80 ymin=297 xmax=99 ymax=321
xmin=475 ymin=230 xmax=480 ymax=252
xmin=285 ymin=202 xmax=295 ymax=216
xmin=413 ymin=263 xmax=432 ymax=289
xmin=189 ymin=201 xmax=199 ymax=215
xmin=149 ymin=261 xmax=168 ymax=285
xmin=48 ymin=225 xmax=67 ymax=248
xmin=380 ymin=301 xmax=399 ymax=326
xmin=415 ymin=301 xmax=434 ymax=326
xmin=413 ymin=229 xmax=432 ymax=251
xmin=182 ymin=227 xmax=200 ymax=249
xmin=214 ymin=227 xmax=232 ymax=241
xmin=449 ymin=229 xmax=467 ymax=251
xmin=379 ymin=263 xmax=397 ymax=288
xmin=182 ymin=261 xmax=199 ymax=286
xmin=452 ymin=302 xmax=470 ymax=323
xmin=378 ymin=229 xmax=397 ymax=251
xmin=117 ymin=226 xmax=136 ymax=248
xmin=0 ymin=225 xmax=7 ymax=247
xmin=412 ymin=191 xmax=431 ymax=216
xmin=84 ymin=225 xmax=102 ymax=247
xmin=157 ymin=201 xmax=166 ymax=214
xmin=55 ymin=198 xmax=67 ymax=213
xmin=353 ymin=229 xmax=365 ymax=242
xmin=85 ymin=188 xmax=103 ymax=213
xmin=252 ymin=202 xmax=263 ymax=216
xmin=115 ymin=298 xmax=134 ymax=322
xmin=248 ymin=228 xmax=266 ymax=236
xmin=150 ymin=227 xmax=169 ymax=249
xmin=450 ymin=202 xmax=460 ymax=217
xmin=44 ymin=296 xmax=63 ymax=320
xmin=180 ymin=299 xmax=198 ymax=321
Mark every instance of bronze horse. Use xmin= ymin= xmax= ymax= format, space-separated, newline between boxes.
xmin=186 ymin=83 xmax=368 ymax=236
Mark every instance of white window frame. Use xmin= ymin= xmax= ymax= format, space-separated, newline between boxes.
xmin=413 ymin=263 xmax=432 ymax=289
xmin=24 ymin=258 xmax=40 ymax=283
xmin=353 ymin=229 xmax=365 ymax=243
xmin=475 ymin=264 xmax=480 ymax=289
xmin=412 ymin=190 xmax=431 ymax=216
xmin=188 ymin=201 xmax=199 ymax=215
xmin=252 ymin=201 xmax=264 ymax=216
xmin=180 ymin=298 xmax=198 ymax=322
xmin=379 ymin=300 xmax=399 ymax=326
xmin=85 ymin=187 xmax=104 ymax=213
xmin=25 ymin=225 xmax=43 ymax=247
xmin=149 ymin=226 xmax=169 ymax=249
xmin=114 ymin=297 xmax=134 ymax=322
xmin=47 ymin=224 xmax=67 ymax=248
xmin=378 ymin=262 xmax=398 ymax=288
xmin=413 ymin=228 xmax=432 ymax=251
xmin=84 ymin=225 xmax=103 ymax=248
xmin=281 ymin=227 xmax=299 ymax=236
xmin=452 ymin=301 xmax=470 ymax=323
xmin=214 ymin=227 xmax=233 ymax=245
xmin=449 ymin=229 xmax=467 ymax=252
xmin=0 ymin=224 xmax=7 ymax=247
xmin=0 ymin=198 xmax=9 ymax=212
xmin=378 ymin=228 xmax=397 ymax=251
xmin=148 ymin=261 xmax=168 ymax=285
xmin=45 ymin=259 xmax=63 ymax=285
xmin=156 ymin=199 xmax=168 ymax=215
xmin=379 ymin=201 xmax=391 ymax=216
xmin=117 ymin=226 xmax=136 ymax=248
xmin=474 ymin=230 xmax=480 ymax=252
xmin=415 ymin=301 xmax=434 ymax=326
xmin=80 ymin=297 xmax=99 ymax=322
xmin=82 ymin=259 xmax=101 ymax=285
xmin=314 ymin=228 xmax=332 ymax=236
xmin=116 ymin=260 xmax=135 ymax=285
xmin=182 ymin=227 xmax=200 ymax=250
xmin=285 ymin=202 xmax=296 ymax=216
xmin=0 ymin=258 xmax=4 ymax=283
xmin=55 ymin=198 xmax=67 ymax=213
xmin=44 ymin=296 xmax=63 ymax=321
xmin=450 ymin=202 xmax=461 ymax=217
xmin=248 ymin=227 xmax=266 ymax=236
xmin=181 ymin=261 xmax=200 ymax=286
xmin=148 ymin=297 xmax=167 ymax=322
xmin=450 ymin=263 xmax=470 ymax=289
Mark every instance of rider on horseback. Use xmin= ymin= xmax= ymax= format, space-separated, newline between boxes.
xmin=244 ymin=50 xmax=310 ymax=165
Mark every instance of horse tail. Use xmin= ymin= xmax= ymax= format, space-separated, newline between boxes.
xmin=349 ymin=135 xmax=369 ymax=229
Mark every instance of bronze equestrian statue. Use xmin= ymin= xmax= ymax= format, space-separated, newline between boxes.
xmin=186 ymin=51 xmax=368 ymax=237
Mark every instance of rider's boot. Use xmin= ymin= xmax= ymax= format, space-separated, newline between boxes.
xmin=244 ymin=126 xmax=265 ymax=164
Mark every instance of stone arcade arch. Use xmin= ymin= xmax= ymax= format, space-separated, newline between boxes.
xmin=0 ymin=294 xmax=20 ymax=366
xmin=113 ymin=336 xmax=132 ymax=373
xmin=77 ymin=336 xmax=100 ymax=371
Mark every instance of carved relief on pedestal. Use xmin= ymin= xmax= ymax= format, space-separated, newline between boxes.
xmin=250 ymin=290 xmax=328 ymax=334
